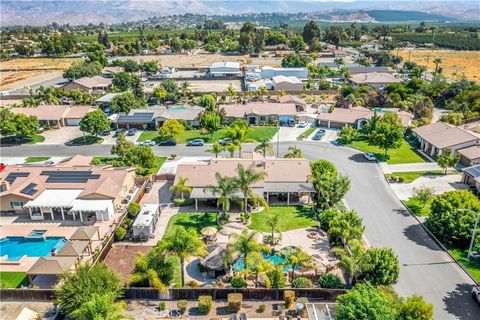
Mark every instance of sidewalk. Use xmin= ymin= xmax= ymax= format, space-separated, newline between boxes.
xmin=389 ymin=174 xmax=468 ymax=200
xmin=381 ymin=162 xmax=442 ymax=174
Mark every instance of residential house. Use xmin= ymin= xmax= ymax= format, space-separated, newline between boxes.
xmin=115 ymin=106 xmax=203 ymax=129
xmin=62 ymin=76 xmax=113 ymax=94
xmin=347 ymin=66 xmax=394 ymax=75
xmin=207 ymin=62 xmax=241 ymax=77
xmin=317 ymin=107 xmax=413 ymax=129
xmin=461 ymin=164 xmax=480 ymax=192
xmin=102 ymin=66 xmax=124 ymax=78
xmin=174 ymin=152 xmax=315 ymax=210
xmin=261 ymin=67 xmax=309 ymax=79
xmin=349 ymin=72 xmax=402 ymax=88
xmin=220 ymin=102 xmax=297 ymax=125
xmin=412 ymin=122 xmax=480 ymax=157
xmin=0 ymin=155 xmax=136 ymax=222
xmin=458 ymin=146 xmax=480 ymax=166
xmin=278 ymin=95 xmax=307 ymax=110
xmin=95 ymin=92 xmax=123 ymax=107
xmin=10 ymin=105 xmax=95 ymax=127
xmin=272 ymin=75 xmax=304 ymax=91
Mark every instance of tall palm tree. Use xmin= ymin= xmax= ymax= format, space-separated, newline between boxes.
xmin=203 ymin=173 xmax=240 ymax=219
xmin=226 ymin=85 xmax=237 ymax=103
xmin=227 ymin=229 xmax=261 ymax=274
xmin=266 ymin=213 xmax=281 ymax=245
xmin=433 ymin=57 xmax=442 ymax=75
xmin=255 ymin=138 xmax=273 ymax=157
xmin=71 ymin=293 xmax=128 ymax=320
xmin=235 ymin=164 xmax=268 ymax=218
xmin=328 ymin=210 xmax=364 ymax=247
xmin=226 ymin=143 xmax=238 ymax=158
xmin=283 ymin=145 xmax=303 ymax=158
xmin=35 ymin=86 xmax=61 ymax=105
xmin=205 ymin=141 xmax=224 ymax=158
xmin=180 ymin=81 xmax=191 ymax=102
xmin=163 ymin=227 xmax=207 ymax=287
xmin=226 ymin=125 xmax=252 ymax=156
xmin=169 ymin=177 xmax=192 ymax=199
xmin=245 ymin=252 xmax=275 ymax=287
xmin=333 ymin=239 xmax=366 ymax=287
xmin=281 ymin=246 xmax=313 ymax=282
xmin=21 ymin=97 xmax=39 ymax=107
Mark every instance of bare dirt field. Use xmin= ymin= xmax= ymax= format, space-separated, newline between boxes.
xmin=179 ymin=79 xmax=242 ymax=92
xmin=397 ymin=49 xmax=480 ymax=82
xmin=0 ymin=57 xmax=80 ymax=70
xmin=104 ymin=244 xmax=153 ymax=283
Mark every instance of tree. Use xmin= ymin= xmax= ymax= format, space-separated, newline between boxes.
xmin=159 ymin=78 xmax=180 ymax=102
xmin=153 ymin=86 xmax=168 ymax=103
xmin=204 ymin=173 xmax=240 ymax=219
xmin=255 ymin=138 xmax=273 ymax=157
xmin=13 ymin=114 xmax=39 ymax=141
xmin=337 ymin=125 xmax=358 ymax=144
xmin=70 ymin=293 xmax=127 ymax=320
xmin=110 ymin=92 xmax=144 ymax=114
xmin=112 ymin=72 xmax=132 ymax=91
xmin=303 ymin=20 xmax=322 ymax=46
xmin=199 ymin=94 xmax=217 ymax=111
xmin=437 ymin=148 xmax=460 ymax=174
xmin=328 ymin=209 xmax=364 ymax=247
xmin=0 ymin=108 xmax=17 ymax=136
xmin=281 ymin=246 xmax=312 ymax=282
xmin=412 ymin=186 xmax=435 ymax=208
xmin=325 ymin=26 xmax=348 ymax=49
xmin=227 ymin=229 xmax=261 ymax=273
xmin=245 ymin=252 xmax=274 ymax=287
xmin=361 ymin=247 xmax=400 ymax=286
xmin=433 ymin=57 xmax=442 ymax=76
xmin=281 ymin=54 xmax=311 ymax=68
xmin=163 ymin=227 xmax=207 ymax=287
xmin=235 ymin=164 xmax=268 ymax=218
xmin=79 ymin=109 xmax=110 ymax=138
xmin=111 ymin=133 xmax=135 ymax=158
xmin=289 ymin=35 xmax=305 ymax=52
xmin=63 ymin=61 xmax=102 ymax=80
xmin=425 ymin=190 xmax=480 ymax=247
xmin=206 ymin=141 xmax=224 ymax=158
xmin=266 ymin=213 xmax=281 ymax=245
xmin=368 ymin=112 xmax=404 ymax=157
xmin=35 ymin=86 xmax=61 ymax=105
xmin=170 ymin=177 xmax=192 ymax=200
xmin=312 ymin=171 xmax=350 ymax=211
xmin=226 ymin=122 xmax=252 ymax=156
xmin=200 ymin=111 xmax=221 ymax=134
xmin=398 ymin=295 xmax=434 ymax=320
xmin=283 ymin=145 xmax=303 ymax=158
xmin=226 ymin=143 xmax=238 ymax=158
xmin=159 ymin=119 xmax=185 ymax=139
xmin=336 ymin=284 xmax=398 ymax=320
xmin=333 ymin=240 xmax=366 ymax=287
xmin=86 ymin=43 xmax=107 ymax=66
xmin=54 ymin=262 xmax=123 ymax=317
xmin=226 ymin=85 xmax=237 ymax=103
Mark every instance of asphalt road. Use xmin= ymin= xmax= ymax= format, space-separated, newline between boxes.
xmin=1 ymin=141 xmax=479 ymax=319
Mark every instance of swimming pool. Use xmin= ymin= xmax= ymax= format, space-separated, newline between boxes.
xmin=0 ymin=237 xmax=67 ymax=261
xmin=168 ymin=106 xmax=187 ymax=110
xmin=233 ymin=252 xmax=300 ymax=272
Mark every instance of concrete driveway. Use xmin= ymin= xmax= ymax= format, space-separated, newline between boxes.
xmin=271 ymin=126 xmax=309 ymax=142
xmin=306 ymin=128 xmax=339 ymax=143
xmin=39 ymin=126 xmax=83 ymax=144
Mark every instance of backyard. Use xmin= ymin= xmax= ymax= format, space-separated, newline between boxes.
xmin=0 ymin=272 xmax=28 ymax=288
xmin=249 ymin=206 xmax=317 ymax=232
xmin=348 ymin=138 xmax=426 ymax=164
xmin=163 ymin=212 xmax=219 ymax=238
xmin=138 ymin=127 xmax=279 ymax=144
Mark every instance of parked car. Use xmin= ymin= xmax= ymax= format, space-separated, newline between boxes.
xmin=363 ymin=153 xmax=377 ymax=161
xmin=472 ymin=286 xmax=480 ymax=303
xmin=100 ymin=130 xmax=111 ymax=136
xmin=127 ymin=128 xmax=137 ymax=136
xmin=138 ymin=140 xmax=156 ymax=146
xmin=158 ymin=139 xmax=177 ymax=146
xmin=145 ymin=182 xmax=153 ymax=193
xmin=43 ymin=160 xmax=54 ymax=165
xmin=287 ymin=119 xmax=295 ymax=127
xmin=114 ymin=128 xmax=126 ymax=137
xmin=312 ymin=130 xmax=324 ymax=140
xmin=218 ymin=138 xmax=232 ymax=145
xmin=187 ymin=139 xmax=204 ymax=146
xmin=297 ymin=121 xmax=307 ymax=128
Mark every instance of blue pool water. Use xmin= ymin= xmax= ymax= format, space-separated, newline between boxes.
xmin=233 ymin=253 xmax=300 ymax=272
xmin=373 ymin=108 xmax=387 ymax=113
xmin=168 ymin=106 xmax=187 ymax=110
xmin=0 ymin=237 xmax=67 ymax=261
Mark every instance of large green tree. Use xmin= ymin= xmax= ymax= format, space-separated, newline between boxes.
xmin=159 ymin=119 xmax=185 ymax=139
xmin=79 ymin=109 xmax=110 ymax=138
xmin=227 ymin=229 xmax=261 ymax=273
xmin=110 ymin=92 xmax=144 ymax=114
xmin=235 ymin=164 xmax=268 ymax=218
xmin=112 ymin=72 xmax=133 ymax=91
xmin=302 ymin=20 xmax=321 ymax=46
xmin=437 ymin=148 xmax=460 ymax=174
xmin=70 ymin=293 xmax=128 ymax=320
xmin=204 ymin=173 xmax=240 ymax=219
xmin=368 ymin=112 xmax=403 ymax=157
xmin=361 ymin=247 xmax=400 ymax=286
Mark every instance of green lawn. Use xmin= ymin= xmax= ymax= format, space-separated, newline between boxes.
xmin=138 ymin=127 xmax=278 ymax=144
xmin=92 ymin=156 xmax=166 ymax=175
xmin=449 ymin=248 xmax=480 ymax=283
xmin=25 ymin=156 xmax=51 ymax=163
xmin=297 ymin=128 xmax=316 ymax=140
xmin=0 ymin=135 xmax=45 ymax=145
xmin=386 ymin=170 xmax=445 ymax=183
xmin=0 ymin=272 xmax=29 ymax=288
xmin=403 ymin=198 xmax=432 ymax=216
xmin=163 ymin=212 xmax=218 ymax=238
xmin=249 ymin=206 xmax=317 ymax=232
xmin=348 ymin=138 xmax=426 ymax=164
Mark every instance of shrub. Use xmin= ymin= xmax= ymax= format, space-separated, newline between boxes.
xmin=228 ymin=293 xmax=243 ymax=312
xmin=91 ymin=158 xmax=101 ymax=165
xmin=177 ymin=300 xmax=188 ymax=315
xmin=158 ymin=301 xmax=166 ymax=311
xmin=114 ymin=226 xmax=126 ymax=241
xmin=318 ymin=274 xmax=344 ymax=289
xmin=257 ymin=304 xmax=266 ymax=313
xmin=173 ymin=198 xmax=194 ymax=207
xmin=284 ymin=290 xmax=295 ymax=308
xmin=231 ymin=276 xmax=247 ymax=288
xmin=198 ymin=295 xmax=212 ymax=314
xmin=122 ymin=218 xmax=133 ymax=228
xmin=186 ymin=280 xmax=199 ymax=287
xmin=267 ymin=267 xmax=286 ymax=288
xmin=292 ymin=277 xmax=313 ymax=288
xmin=127 ymin=202 xmax=141 ymax=218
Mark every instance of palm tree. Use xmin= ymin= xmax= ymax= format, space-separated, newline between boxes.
xmin=255 ymin=138 xmax=273 ymax=157
xmin=163 ymin=227 xmax=207 ymax=287
xmin=206 ymin=141 xmax=224 ymax=158
xmin=226 ymin=125 xmax=252 ymax=156
xmin=235 ymin=164 xmax=268 ymax=219
xmin=169 ymin=177 xmax=192 ymax=199
xmin=35 ymin=86 xmax=61 ymax=105
xmin=328 ymin=210 xmax=364 ymax=247
xmin=21 ymin=97 xmax=39 ymax=107
xmin=278 ymin=89 xmax=287 ymax=97
xmin=245 ymin=252 xmax=274 ymax=287
xmin=226 ymin=85 xmax=237 ymax=103
xmin=283 ymin=145 xmax=303 ymax=158
xmin=266 ymin=213 xmax=281 ymax=245
xmin=227 ymin=229 xmax=261 ymax=274
xmin=180 ymin=81 xmax=191 ymax=102
xmin=226 ymin=143 xmax=238 ymax=158
xmin=433 ymin=57 xmax=442 ymax=75
xmin=281 ymin=246 xmax=313 ymax=282
xmin=71 ymin=293 xmax=128 ymax=320
xmin=203 ymin=173 xmax=240 ymax=220
xmin=333 ymin=239 xmax=366 ymax=287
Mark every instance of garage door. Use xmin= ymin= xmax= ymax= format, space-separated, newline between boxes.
xmin=65 ymin=118 xmax=81 ymax=126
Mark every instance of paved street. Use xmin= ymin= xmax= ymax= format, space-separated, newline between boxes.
xmin=1 ymin=142 xmax=479 ymax=319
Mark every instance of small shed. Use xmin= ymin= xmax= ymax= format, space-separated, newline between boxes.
xmin=200 ymin=242 xmax=228 ymax=278
xmin=132 ymin=204 xmax=160 ymax=240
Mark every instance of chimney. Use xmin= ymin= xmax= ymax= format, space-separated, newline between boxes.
xmin=1 ymin=180 xmax=10 ymax=192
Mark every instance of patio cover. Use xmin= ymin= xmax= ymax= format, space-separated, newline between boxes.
xmin=70 ymin=199 xmax=112 ymax=212
xmin=23 ymin=189 xmax=82 ymax=208
xmin=190 ymin=187 xmax=263 ymax=199
xmin=56 ymin=241 xmax=89 ymax=257
xmin=263 ymin=182 xmax=315 ymax=193
xmin=70 ymin=226 xmax=99 ymax=241
xmin=27 ymin=257 xmax=76 ymax=275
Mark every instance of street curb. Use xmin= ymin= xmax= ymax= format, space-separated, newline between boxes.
xmin=382 ymin=172 xmax=479 ymax=285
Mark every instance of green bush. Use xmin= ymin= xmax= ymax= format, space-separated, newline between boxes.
xmin=114 ymin=226 xmax=126 ymax=241
xmin=292 ymin=277 xmax=313 ymax=288
xmin=257 ymin=304 xmax=266 ymax=313
xmin=231 ymin=276 xmax=247 ymax=288
xmin=284 ymin=290 xmax=295 ymax=308
xmin=127 ymin=202 xmax=141 ymax=218
xmin=91 ymin=158 xmax=101 ymax=165
xmin=177 ymin=300 xmax=188 ymax=315
xmin=158 ymin=301 xmax=166 ymax=311
xmin=318 ymin=274 xmax=344 ymax=289
xmin=122 ymin=218 xmax=133 ymax=228
xmin=267 ymin=267 xmax=286 ymax=288
xmin=228 ymin=293 xmax=243 ymax=312
xmin=198 ymin=295 xmax=212 ymax=314
xmin=173 ymin=198 xmax=194 ymax=207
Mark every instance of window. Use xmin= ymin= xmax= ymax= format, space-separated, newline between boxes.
xmin=9 ymin=201 xmax=24 ymax=210
xmin=260 ymin=116 xmax=266 ymax=121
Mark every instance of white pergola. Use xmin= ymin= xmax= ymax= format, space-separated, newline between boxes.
xmin=70 ymin=199 xmax=114 ymax=221
xmin=24 ymin=190 xmax=82 ymax=221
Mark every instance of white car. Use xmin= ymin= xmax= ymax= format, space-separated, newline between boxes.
xmin=363 ymin=153 xmax=377 ymax=161
xmin=298 ymin=121 xmax=308 ymax=128
xmin=139 ymin=140 xmax=156 ymax=146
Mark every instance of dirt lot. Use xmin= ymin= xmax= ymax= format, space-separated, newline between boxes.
xmin=0 ymin=57 xmax=80 ymax=70
xmin=104 ymin=244 xmax=153 ymax=283
xmin=397 ymin=49 xmax=480 ymax=82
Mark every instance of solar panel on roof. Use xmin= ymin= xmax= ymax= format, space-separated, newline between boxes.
xmin=117 ymin=112 xmax=155 ymax=124
xmin=20 ymin=183 xmax=38 ymax=196
xmin=40 ymin=171 xmax=101 ymax=183
xmin=5 ymin=172 xmax=29 ymax=183
xmin=464 ymin=165 xmax=480 ymax=177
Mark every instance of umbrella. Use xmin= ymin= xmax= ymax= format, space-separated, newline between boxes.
xmin=296 ymin=303 xmax=305 ymax=310
xmin=201 ymin=227 xmax=217 ymax=236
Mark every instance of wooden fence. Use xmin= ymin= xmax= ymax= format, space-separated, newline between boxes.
xmin=0 ymin=289 xmax=54 ymax=301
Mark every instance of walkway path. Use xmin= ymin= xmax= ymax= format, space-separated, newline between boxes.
xmin=382 ymin=162 xmax=442 ymax=174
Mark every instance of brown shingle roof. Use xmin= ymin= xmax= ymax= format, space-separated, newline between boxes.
xmin=10 ymin=105 xmax=69 ymax=121
xmin=413 ymin=122 xmax=480 ymax=149
xmin=349 ymin=72 xmax=402 ymax=85
xmin=57 ymin=241 xmax=89 ymax=256
xmin=74 ymin=76 xmax=112 ymax=89
xmin=27 ymin=257 xmax=76 ymax=275
xmin=458 ymin=145 xmax=480 ymax=160
xmin=278 ymin=95 xmax=306 ymax=106
xmin=317 ymin=107 xmax=373 ymax=124
xmin=220 ymin=103 xmax=297 ymax=118
xmin=70 ymin=226 xmax=99 ymax=241
xmin=64 ymin=106 xmax=95 ymax=119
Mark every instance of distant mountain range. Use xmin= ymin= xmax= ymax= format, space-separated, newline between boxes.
xmin=1 ymin=0 xmax=479 ymax=26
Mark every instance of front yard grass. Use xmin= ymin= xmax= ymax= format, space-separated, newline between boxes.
xmin=164 ymin=212 xmax=218 ymax=238
xmin=249 ymin=206 xmax=317 ymax=232
xmin=0 ymin=272 xmax=29 ymax=288
xmin=297 ymin=128 xmax=315 ymax=140
xmin=25 ymin=156 xmax=51 ymax=163
xmin=0 ymin=135 xmax=45 ymax=145
xmin=448 ymin=248 xmax=480 ymax=283
xmin=67 ymin=135 xmax=103 ymax=146
xmin=348 ymin=138 xmax=426 ymax=164
xmin=386 ymin=170 xmax=445 ymax=183
xmin=403 ymin=197 xmax=432 ymax=216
